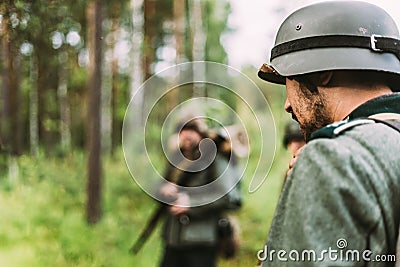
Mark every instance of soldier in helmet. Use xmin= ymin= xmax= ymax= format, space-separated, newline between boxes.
xmin=257 ymin=1 xmax=400 ymax=266
xmin=157 ymin=118 xmax=242 ymax=267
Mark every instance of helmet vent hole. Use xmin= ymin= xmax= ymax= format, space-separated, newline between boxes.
xmin=295 ymin=23 xmax=302 ymax=31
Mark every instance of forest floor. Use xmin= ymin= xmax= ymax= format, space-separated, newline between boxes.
xmin=0 ymin=147 xmax=289 ymax=267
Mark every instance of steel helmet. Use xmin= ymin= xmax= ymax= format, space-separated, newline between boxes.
xmin=258 ymin=1 xmax=400 ymax=86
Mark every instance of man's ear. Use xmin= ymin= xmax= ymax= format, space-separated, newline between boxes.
xmin=319 ymin=71 xmax=333 ymax=86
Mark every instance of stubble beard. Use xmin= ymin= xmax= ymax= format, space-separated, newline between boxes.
xmin=300 ymin=103 xmax=332 ymax=142
xmin=297 ymin=83 xmax=333 ymax=142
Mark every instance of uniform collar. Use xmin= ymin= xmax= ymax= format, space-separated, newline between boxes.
xmin=348 ymin=93 xmax=400 ymax=120
xmin=309 ymin=92 xmax=400 ymax=141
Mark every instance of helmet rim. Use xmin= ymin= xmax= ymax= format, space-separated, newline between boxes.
xmin=258 ymin=1 xmax=400 ymax=86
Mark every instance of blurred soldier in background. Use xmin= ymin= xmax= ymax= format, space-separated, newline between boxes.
xmin=257 ymin=1 xmax=400 ymax=266
xmin=158 ymin=119 xmax=242 ymax=267
xmin=282 ymin=120 xmax=305 ymax=185
xmin=282 ymin=120 xmax=305 ymax=157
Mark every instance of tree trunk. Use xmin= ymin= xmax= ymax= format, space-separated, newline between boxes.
xmin=1 ymin=7 xmax=19 ymax=155
xmin=0 ymin=7 xmax=9 ymax=152
xmin=36 ymin=44 xmax=54 ymax=153
xmin=110 ymin=15 xmax=121 ymax=155
xmin=174 ymin=0 xmax=185 ymax=63
xmin=190 ymin=0 xmax=206 ymax=97
xmin=166 ymin=0 xmax=185 ymax=112
xmin=131 ymin=0 xmax=144 ymax=126
xmin=58 ymin=50 xmax=71 ymax=152
xmin=29 ymin=54 xmax=39 ymax=158
xmin=101 ymin=48 xmax=111 ymax=155
xmin=0 ymin=5 xmax=9 ymax=172
xmin=14 ymin=55 xmax=23 ymax=155
xmin=86 ymin=0 xmax=103 ymax=224
xmin=143 ymin=0 xmax=156 ymax=80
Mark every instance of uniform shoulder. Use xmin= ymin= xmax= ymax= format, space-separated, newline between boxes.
xmin=310 ymin=118 xmax=376 ymax=140
xmin=304 ymin=117 xmax=400 ymax=170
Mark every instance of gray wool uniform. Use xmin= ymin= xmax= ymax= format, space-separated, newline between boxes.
xmin=261 ymin=93 xmax=400 ymax=267
xmin=161 ymin=154 xmax=241 ymax=247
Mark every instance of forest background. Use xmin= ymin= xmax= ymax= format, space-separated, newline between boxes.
xmin=1 ymin=0 xmax=398 ymax=266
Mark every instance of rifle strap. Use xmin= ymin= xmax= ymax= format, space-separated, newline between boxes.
xmin=130 ymin=156 xmax=198 ymax=254
xmin=168 ymin=159 xmax=191 ymax=184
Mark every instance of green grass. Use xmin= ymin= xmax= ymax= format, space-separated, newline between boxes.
xmin=0 ymin=145 xmax=290 ymax=267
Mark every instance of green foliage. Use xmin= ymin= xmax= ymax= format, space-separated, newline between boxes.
xmin=0 ymin=0 xmax=235 ymax=154
xmin=0 ymin=1 xmax=295 ymax=265
xmin=0 ymin=151 xmax=159 ymax=266
xmin=203 ymin=0 xmax=232 ymax=64
xmin=0 ymin=139 xmax=291 ymax=266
